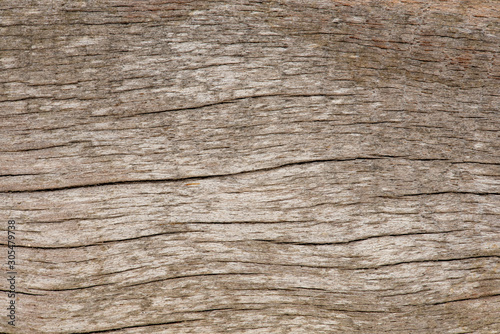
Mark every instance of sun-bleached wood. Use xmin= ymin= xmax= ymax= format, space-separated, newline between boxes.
xmin=1 ymin=0 xmax=499 ymax=333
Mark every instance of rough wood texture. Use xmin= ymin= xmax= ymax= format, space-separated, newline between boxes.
xmin=1 ymin=0 xmax=499 ymax=333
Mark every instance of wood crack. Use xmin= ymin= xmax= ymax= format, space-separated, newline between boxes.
xmin=0 ymin=156 xmax=383 ymax=193
xmin=252 ymin=229 xmax=466 ymax=246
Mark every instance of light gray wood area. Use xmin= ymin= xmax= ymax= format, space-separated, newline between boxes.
xmin=1 ymin=0 xmax=499 ymax=333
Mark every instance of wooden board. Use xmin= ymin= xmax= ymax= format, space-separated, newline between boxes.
xmin=1 ymin=0 xmax=499 ymax=333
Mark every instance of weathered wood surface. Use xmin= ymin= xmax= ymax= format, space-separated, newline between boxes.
xmin=1 ymin=0 xmax=499 ymax=333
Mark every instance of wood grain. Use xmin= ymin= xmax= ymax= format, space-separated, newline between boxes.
xmin=1 ymin=0 xmax=499 ymax=333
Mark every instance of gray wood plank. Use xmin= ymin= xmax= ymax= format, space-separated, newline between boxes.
xmin=1 ymin=0 xmax=499 ymax=333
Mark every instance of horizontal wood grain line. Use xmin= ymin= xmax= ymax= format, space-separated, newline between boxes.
xmin=423 ymin=293 xmax=500 ymax=306
xmin=212 ymin=255 xmax=500 ymax=271
xmin=129 ymin=93 xmax=358 ymax=117
xmin=33 ymin=273 xmax=263 ymax=292
xmin=4 ymin=155 xmax=498 ymax=193
xmin=0 ymin=156 xmax=385 ymax=193
xmin=351 ymin=255 xmax=500 ymax=270
xmin=379 ymin=191 xmax=500 ymax=197
xmin=0 ymin=229 xmax=466 ymax=249
xmin=0 ymin=289 xmax=45 ymax=297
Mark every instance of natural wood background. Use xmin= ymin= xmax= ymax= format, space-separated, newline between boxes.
xmin=1 ymin=0 xmax=499 ymax=333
